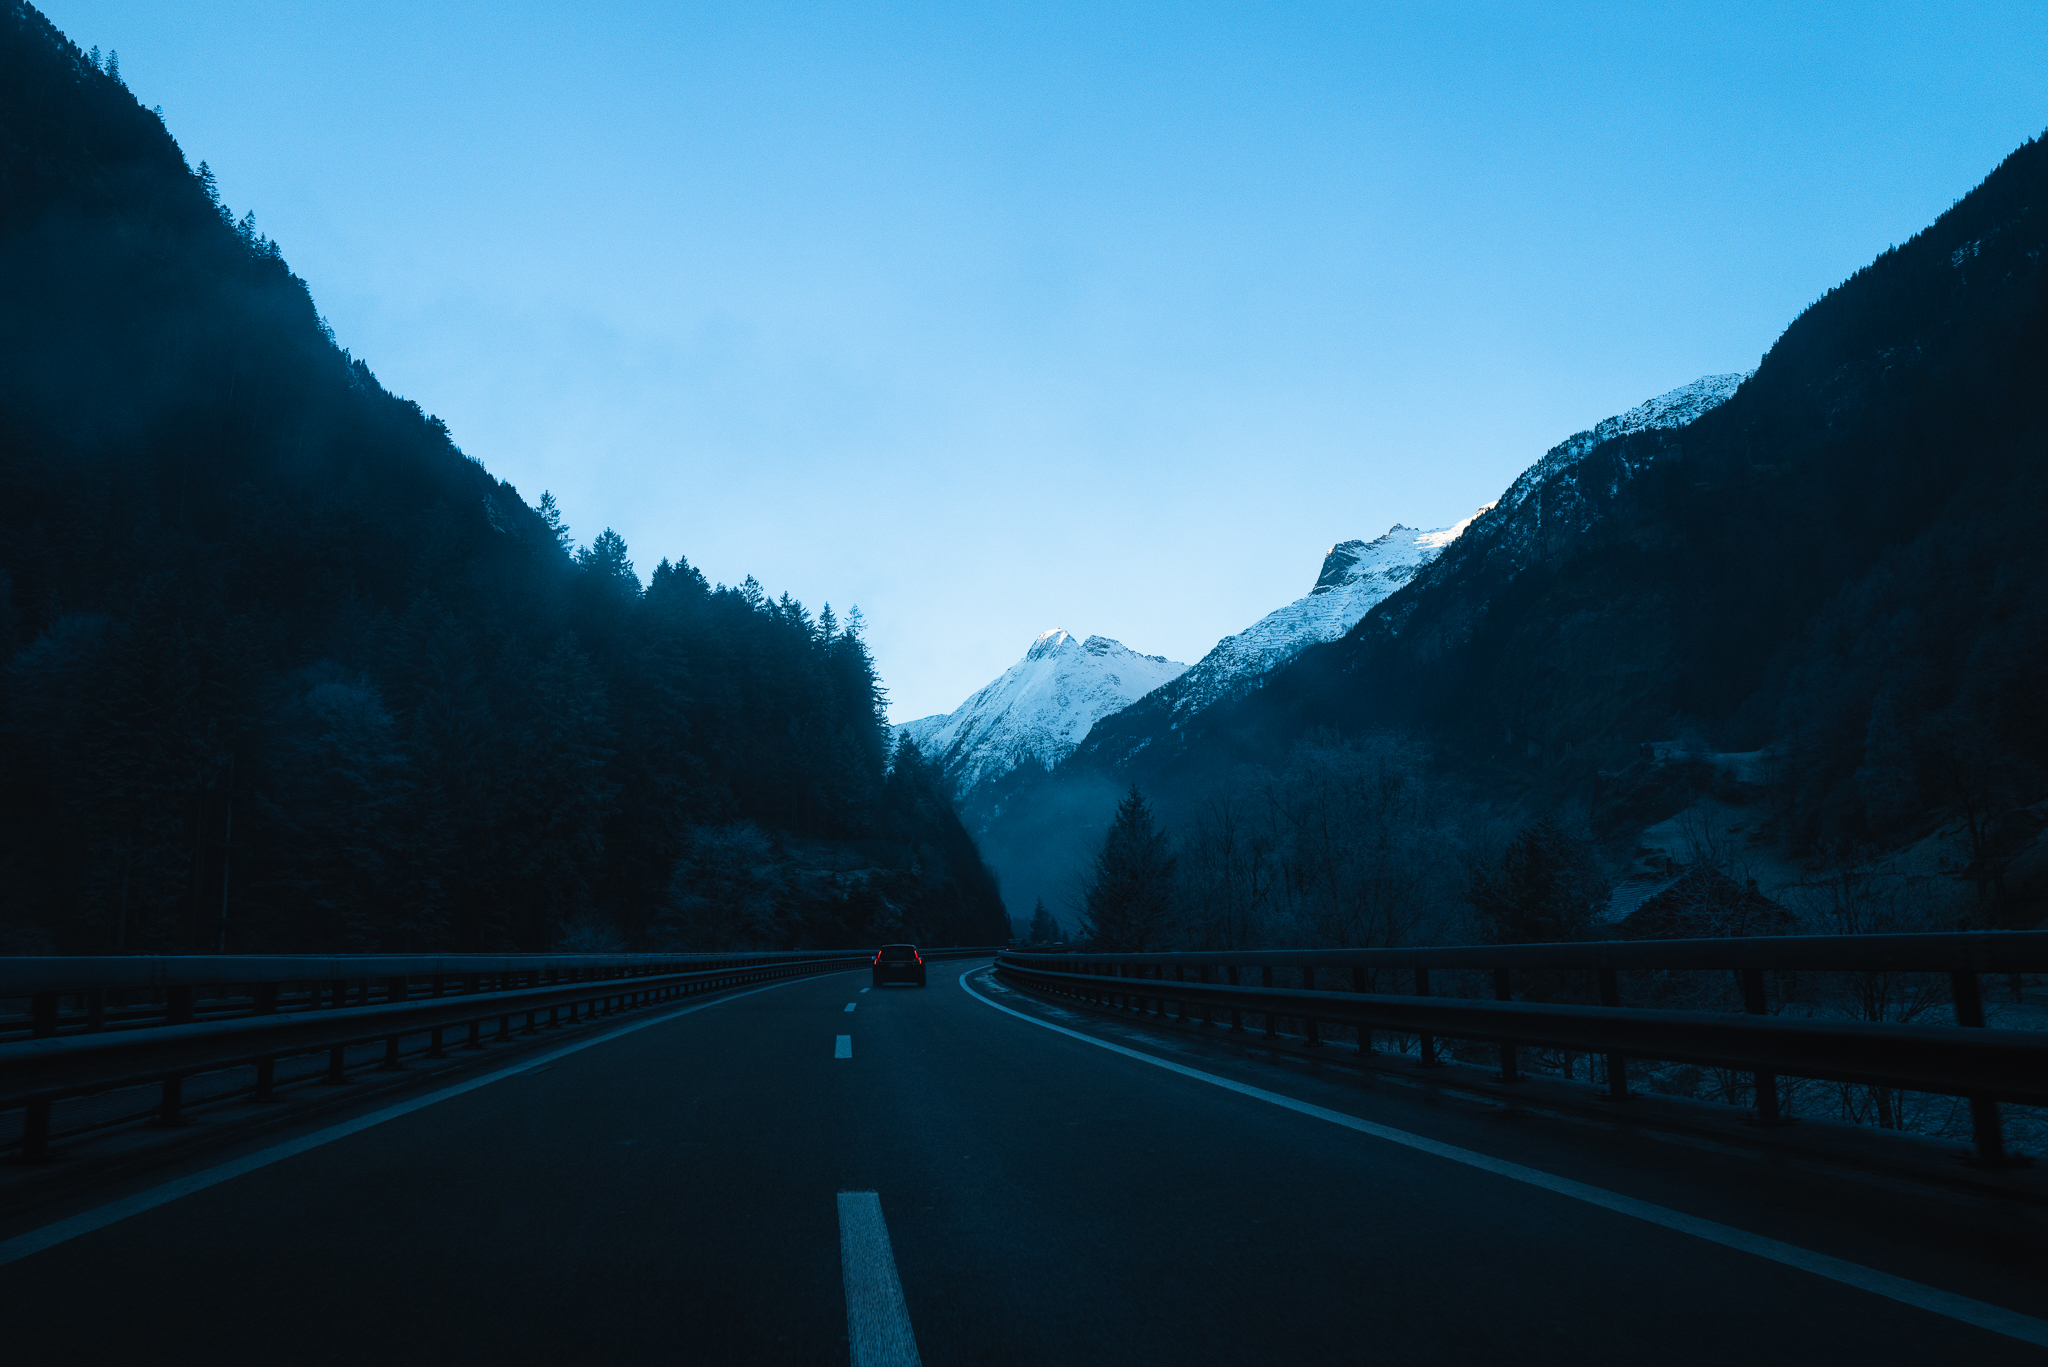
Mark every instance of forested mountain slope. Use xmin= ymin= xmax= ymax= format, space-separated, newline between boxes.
xmin=1099 ymin=130 xmax=2048 ymax=923
xmin=0 ymin=2 xmax=1005 ymax=954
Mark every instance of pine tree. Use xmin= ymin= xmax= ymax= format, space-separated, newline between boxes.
xmin=1468 ymin=819 xmax=1609 ymax=944
xmin=536 ymin=491 xmax=573 ymax=556
xmin=1028 ymin=897 xmax=1059 ymax=943
xmin=576 ymin=528 xmax=640 ymax=599
xmin=1080 ymin=785 xmax=1176 ymax=951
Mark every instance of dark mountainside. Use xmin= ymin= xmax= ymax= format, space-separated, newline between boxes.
xmin=0 ymin=4 xmax=1006 ymax=954
xmin=1038 ymin=132 xmax=2048 ymax=934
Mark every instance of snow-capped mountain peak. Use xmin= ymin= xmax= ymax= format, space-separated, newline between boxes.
xmin=916 ymin=372 xmax=1752 ymax=797
xmin=896 ymin=630 xmax=1187 ymax=796
xmin=1159 ymin=513 xmax=1485 ymax=722
xmin=1499 ymin=372 xmax=1751 ymax=515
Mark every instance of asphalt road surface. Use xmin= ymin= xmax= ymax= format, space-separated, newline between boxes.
xmin=4 ymin=961 xmax=2044 ymax=1364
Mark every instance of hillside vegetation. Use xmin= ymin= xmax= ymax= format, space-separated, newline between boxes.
xmin=0 ymin=3 xmax=1005 ymax=954
xmin=1033 ymin=130 xmax=2048 ymax=941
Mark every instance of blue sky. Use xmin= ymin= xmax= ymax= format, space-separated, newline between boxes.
xmin=46 ymin=0 xmax=2048 ymax=720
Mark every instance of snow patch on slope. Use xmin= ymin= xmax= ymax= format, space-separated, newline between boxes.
xmin=1164 ymin=513 xmax=1486 ymax=721
xmin=896 ymin=631 xmax=1187 ymax=794
xmin=1499 ymin=372 xmax=1751 ymax=515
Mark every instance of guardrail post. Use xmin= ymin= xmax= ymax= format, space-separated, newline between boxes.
xmin=1261 ymin=966 xmax=1277 ymax=1038
xmin=19 ymin=1100 xmax=53 ymax=1162
xmin=323 ymin=1044 xmax=347 ymax=1084
xmin=253 ymin=982 xmax=280 ymax=1101
xmin=154 ymin=985 xmax=197 ymax=1122
xmin=1740 ymin=968 xmax=1781 ymax=1124
xmin=1598 ymin=969 xmax=1628 ymax=1101
xmin=1197 ymin=965 xmax=1212 ymax=1026
xmin=1225 ymin=965 xmax=1243 ymax=1031
xmin=1302 ymin=965 xmax=1321 ymax=1047
xmin=1352 ymin=968 xmax=1372 ymax=1054
xmin=1494 ymin=969 xmax=1520 ymax=1083
xmin=31 ymin=991 xmax=58 ymax=1038
xmin=156 ymin=1075 xmax=186 ymax=1126
xmin=463 ymin=975 xmax=486 ymax=1049
xmin=380 ymin=976 xmax=408 ymax=1068
xmin=1951 ymin=971 xmax=2017 ymax=1167
xmin=87 ymin=988 xmax=106 ymax=1033
xmin=1415 ymin=968 xmax=1439 ymax=1066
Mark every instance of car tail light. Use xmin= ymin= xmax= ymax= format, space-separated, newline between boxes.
xmin=914 ymin=952 xmax=923 ymax=964
xmin=873 ymin=952 xmax=881 ymax=964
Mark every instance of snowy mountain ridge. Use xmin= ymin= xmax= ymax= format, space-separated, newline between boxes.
xmin=895 ymin=631 xmax=1187 ymax=796
xmin=1372 ymin=372 xmax=1757 ymax=647
xmin=1159 ymin=514 xmax=1487 ymax=723
xmin=914 ymin=372 xmax=1752 ymax=798
xmin=1498 ymin=372 xmax=1752 ymax=518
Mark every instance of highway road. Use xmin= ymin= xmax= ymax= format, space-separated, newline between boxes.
xmin=4 ymin=960 xmax=2044 ymax=1363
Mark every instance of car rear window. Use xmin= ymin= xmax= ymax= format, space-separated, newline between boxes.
xmin=880 ymin=945 xmax=917 ymax=954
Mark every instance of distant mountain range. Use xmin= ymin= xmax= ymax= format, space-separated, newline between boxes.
xmin=971 ymin=130 xmax=2048 ymax=930
xmin=909 ymin=371 xmax=1751 ymax=812
xmin=895 ymin=631 xmax=1187 ymax=797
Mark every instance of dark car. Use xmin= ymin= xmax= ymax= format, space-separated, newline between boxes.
xmin=872 ymin=944 xmax=926 ymax=987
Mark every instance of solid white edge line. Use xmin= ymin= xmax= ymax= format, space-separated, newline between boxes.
xmin=958 ymin=965 xmax=2048 ymax=1349
xmin=0 ymin=972 xmax=851 ymax=1268
xmin=837 ymin=1190 xmax=923 ymax=1367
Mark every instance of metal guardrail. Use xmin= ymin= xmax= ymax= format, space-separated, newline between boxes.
xmin=1002 ymin=931 xmax=2048 ymax=974
xmin=0 ymin=947 xmax=1002 ymax=1160
xmin=995 ymin=933 xmax=2048 ymax=1167
xmin=0 ymin=950 xmax=886 ymax=1005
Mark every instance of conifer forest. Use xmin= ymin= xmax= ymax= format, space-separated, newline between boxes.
xmin=0 ymin=5 xmax=1007 ymax=955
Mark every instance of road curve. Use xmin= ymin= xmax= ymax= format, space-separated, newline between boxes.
xmin=4 ymin=960 xmax=2042 ymax=1364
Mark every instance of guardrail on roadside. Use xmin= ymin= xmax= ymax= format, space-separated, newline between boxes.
xmin=993 ymin=933 xmax=2048 ymax=1166
xmin=0 ymin=946 xmax=1003 ymax=1161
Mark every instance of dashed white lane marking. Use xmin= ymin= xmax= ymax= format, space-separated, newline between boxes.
xmin=835 ymin=1035 xmax=853 ymax=1058
xmin=860 ymin=988 xmax=871 ymax=994
xmin=837 ymin=1191 xmax=922 ymax=1367
xmin=958 ymin=968 xmax=2048 ymax=1350
xmin=0 ymin=972 xmax=861 ymax=1268
xmin=845 ymin=1003 xmax=858 ymax=1012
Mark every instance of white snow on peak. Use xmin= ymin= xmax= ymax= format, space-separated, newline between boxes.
xmin=896 ymin=630 xmax=1187 ymax=795
xmin=1163 ymin=512 xmax=1486 ymax=721
xmin=1500 ymin=372 xmax=1751 ymax=514
xmin=912 ymin=372 xmax=1749 ymax=791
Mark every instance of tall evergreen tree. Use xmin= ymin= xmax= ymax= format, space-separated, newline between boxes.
xmin=1080 ymin=785 xmax=1177 ymax=951
xmin=1027 ymin=897 xmax=1059 ymax=943
xmin=1468 ymin=819 xmax=1609 ymax=944
xmin=0 ymin=7 xmax=1013 ymax=954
